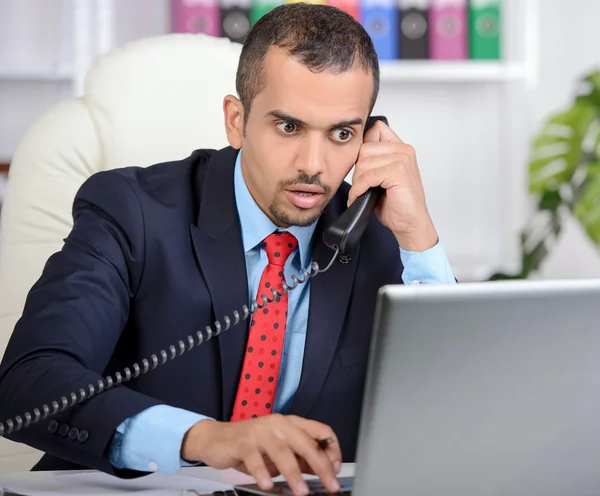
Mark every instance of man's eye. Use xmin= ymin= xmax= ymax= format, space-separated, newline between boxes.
xmin=276 ymin=121 xmax=298 ymax=134
xmin=332 ymin=129 xmax=353 ymax=142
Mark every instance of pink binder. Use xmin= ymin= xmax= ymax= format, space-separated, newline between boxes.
xmin=171 ymin=0 xmax=221 ymax=37
xmin=429 ymin=0 xmax=467 ymax=60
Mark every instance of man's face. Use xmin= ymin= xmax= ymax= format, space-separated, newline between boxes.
xmin=228 ymin=47 xmax=374 ymax=228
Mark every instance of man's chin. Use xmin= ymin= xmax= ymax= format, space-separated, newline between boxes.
xmin=269 ymin=204 xmax=324 ymax=228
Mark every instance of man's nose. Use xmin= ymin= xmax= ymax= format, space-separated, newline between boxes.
xmin=295 ymin=133 xmax=326 ymax=177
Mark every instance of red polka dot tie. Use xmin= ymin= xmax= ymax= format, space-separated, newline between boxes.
xmin=230 ymin=231 xmax=298 ymax=421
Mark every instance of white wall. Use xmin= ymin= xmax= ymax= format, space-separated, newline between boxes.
xmin=532 ymin=0 xmax=600 ymax=280
xmin=0 ymin=2 xmax=599 ymax=276
xmin=0 ymin=0 xmax=72 ymax=162
xmin=113 ymin=0 xmax=531 ymax=282
xmin=0 ymin=4 xmax=599 ymax=260
xmin=144 ymin=0 xmax=600 ymax=280
xmin=0 ymin=0 xmax=600 ymax=474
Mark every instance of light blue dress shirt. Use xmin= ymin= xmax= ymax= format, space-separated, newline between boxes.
xmin=109 ymin=150 xmax=456 ymax=474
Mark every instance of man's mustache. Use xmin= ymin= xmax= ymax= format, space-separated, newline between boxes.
xmin=279 ymin=173 xmax=332 ymax=194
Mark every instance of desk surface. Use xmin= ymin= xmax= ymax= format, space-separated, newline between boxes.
xmin=0 ymin=463 xmax=356 ymax=495
xmin=181 ymin=463 xmax=355 ymax=484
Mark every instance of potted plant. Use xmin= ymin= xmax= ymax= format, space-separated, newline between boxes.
xmin=489 ymin=70 xmax=600 ymax=280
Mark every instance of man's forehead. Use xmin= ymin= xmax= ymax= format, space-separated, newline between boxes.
xmin=262 ymin=45 xmax=372 ymax=87
xmin=258 ymin=47 xmax=373 ymax=114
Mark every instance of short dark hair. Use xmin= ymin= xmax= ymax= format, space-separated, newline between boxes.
xmin=236 ymin=2 xmax=380 ymax=124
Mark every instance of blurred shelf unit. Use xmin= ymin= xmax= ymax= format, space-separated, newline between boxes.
xmin=0 ymin=0 xmax=540 ymax=280
xmin=379 ymin=61 xmax=525 ymax=83
xmin=0 ymin=0 xmax=117 ymax=92
xmin=0 ymin=66 xmax=74 ymax=82
xmin=0 ymin=1 xmax=534 ymax=87
xmin=0 ymin=61 xmax=525 ymax=84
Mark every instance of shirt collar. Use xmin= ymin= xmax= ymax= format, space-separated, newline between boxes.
xmin=234 ymin=149 xmax=317 ymax=267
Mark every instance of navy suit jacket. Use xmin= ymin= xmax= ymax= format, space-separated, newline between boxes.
xmin=0 ymin=146 xmax=403 ymax=476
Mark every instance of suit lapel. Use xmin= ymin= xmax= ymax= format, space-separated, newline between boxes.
xmin=191 ymin=153 xmax=361 ymax=419
xmin=189 ymin=147 xmax=249 ymax=420
xmin=287 ymin=195 xmax=361 ymax=418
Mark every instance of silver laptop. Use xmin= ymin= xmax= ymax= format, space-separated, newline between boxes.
xmin=237 ymin=279 xmax=600 ymax=496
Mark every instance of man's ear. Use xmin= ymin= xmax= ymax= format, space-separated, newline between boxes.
xmin=223 ymin=95 xmax=245 ymax=149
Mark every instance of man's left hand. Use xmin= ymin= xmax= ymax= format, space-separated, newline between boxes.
xmin=348 ymin=119 xmax=439 ymax=252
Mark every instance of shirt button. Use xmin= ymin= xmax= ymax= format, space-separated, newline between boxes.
xmin=411 ymin=280 xmax=421 ymax=285
xmin=148 ymin=461 xmax=158 ymax=472
xmin=77 ymin=430 xmax=89 ymax=443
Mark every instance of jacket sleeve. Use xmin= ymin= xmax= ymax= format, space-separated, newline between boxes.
xmin=0 ymin=169 xmax=165 ymax=477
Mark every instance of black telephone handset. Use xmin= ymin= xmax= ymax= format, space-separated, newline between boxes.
xmin=0 ymin=116 xmax=390 ymax=441
xmin=322 ymin=116 xmax=387 ymax=256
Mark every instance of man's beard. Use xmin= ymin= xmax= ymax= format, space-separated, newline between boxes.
xmin=268 ymin=172 xmax=332 ymax=227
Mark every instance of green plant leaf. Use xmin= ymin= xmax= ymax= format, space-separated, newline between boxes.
xmin=524 ymin=240 xmax=549 ymax=274
xmin=488 ymin=69 xmax=600 ymax=282
xmin=538 ymin=190 xmax=562 ymax=210
xmin=596 ymin=117 xmax=600 ymax=157
xmin=528 ymin=102 xmax=597 ymax=193
xmin=573 ymin=161 xmax=600 ymax=246
xmin=578 ymin=71 xmax=600 ymax=107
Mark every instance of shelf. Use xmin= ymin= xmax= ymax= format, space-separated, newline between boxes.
xmin=379 ymin=61 xmax=525 ymax=83
xmin=0 ymin=66 xmax=73 ymax=82
xmin=0 ymin=61 xmax=524 ymax=84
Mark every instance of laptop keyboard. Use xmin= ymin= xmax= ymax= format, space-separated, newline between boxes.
xmin=232 ymin=477 xmax=354 ymax=495
xmin=303 ymin=478 xmax=353 ymax=495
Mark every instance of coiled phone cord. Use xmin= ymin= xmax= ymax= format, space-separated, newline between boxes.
xmin=0 ymin=247 xmax=340 ymax=438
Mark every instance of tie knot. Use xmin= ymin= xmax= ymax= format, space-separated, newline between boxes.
xmin=263 ymin=231 xmax=298 ymax=266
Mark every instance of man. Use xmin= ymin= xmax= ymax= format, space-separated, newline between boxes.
xmin=0 ymin=3 xmax=455 ymax=496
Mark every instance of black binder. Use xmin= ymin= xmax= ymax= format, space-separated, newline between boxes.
xmin=221 ymin=0 xmax=251 ymax=43
xmin=398 ymin=4 xmax=430 ymax=59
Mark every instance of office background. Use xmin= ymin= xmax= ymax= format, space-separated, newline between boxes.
xmin=0 ymin=0 xmax=598 ymax=282
xmin=1 ymin=0 xmax=600 ymax=474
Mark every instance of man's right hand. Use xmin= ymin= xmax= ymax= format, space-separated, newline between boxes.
xmin=181 ymin=414 xmax=342 ymax=496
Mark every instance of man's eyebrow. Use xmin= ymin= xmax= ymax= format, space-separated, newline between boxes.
xmin=265 ymin=110 xmax=307 ymax=127
xmin=331 ymin=118 xmax=364 ymax=129
xmin=265 ymin=111 xmax=364 ymax=129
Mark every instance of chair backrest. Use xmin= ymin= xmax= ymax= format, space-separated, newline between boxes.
xmin=0 ymin=33 xmax=242 ymax=469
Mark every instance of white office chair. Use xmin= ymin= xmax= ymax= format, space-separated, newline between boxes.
xmin=0 ymin=33 xmax=242 ymax=472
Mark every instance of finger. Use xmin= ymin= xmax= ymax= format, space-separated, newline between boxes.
xmin=287 ymin=416 xmax=343 ymax=472
xmin=282 ymin=427 xmax=341 ymax=494
xmin=262 ymin=455 xmax=282 ymax=477
xmin=242 ymin=449 xmax=275 ymax=491
xmin=354 ymin=152 xmax=410 ymax=176
xmin=347 ymin=176 xmax=378 ymax=207
xmin=238 ymin=456 xmax=280 ymax=477
xmin=358 ymin=142 xmax=414 ymax=162
xmin=263 ymin=436 xmax=309 ymax=496
xmin=297 ymin=456 xmax=317 ymax=475
xmin=363 ymin=119 xmax=403 ymax=143
xmin=348 ymin=164 xmax=403 ymax=206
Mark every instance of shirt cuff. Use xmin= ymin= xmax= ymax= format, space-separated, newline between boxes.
xmin=109 ymin=405 xmax=213 ymax=474
xmin=400 ymin=239 xmax=456 ymax=285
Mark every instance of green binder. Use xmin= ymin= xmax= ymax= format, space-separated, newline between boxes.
xmin=469 ymin=0 xmax=501 ymax=60
xmin=250 ymin=0 xmax=283 ymax=25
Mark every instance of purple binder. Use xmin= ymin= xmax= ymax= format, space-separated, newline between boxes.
xmin=429 ymin=0 xmax=467 ymax=60
xmin=171 ymin=0 xmax=221 ymax=37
